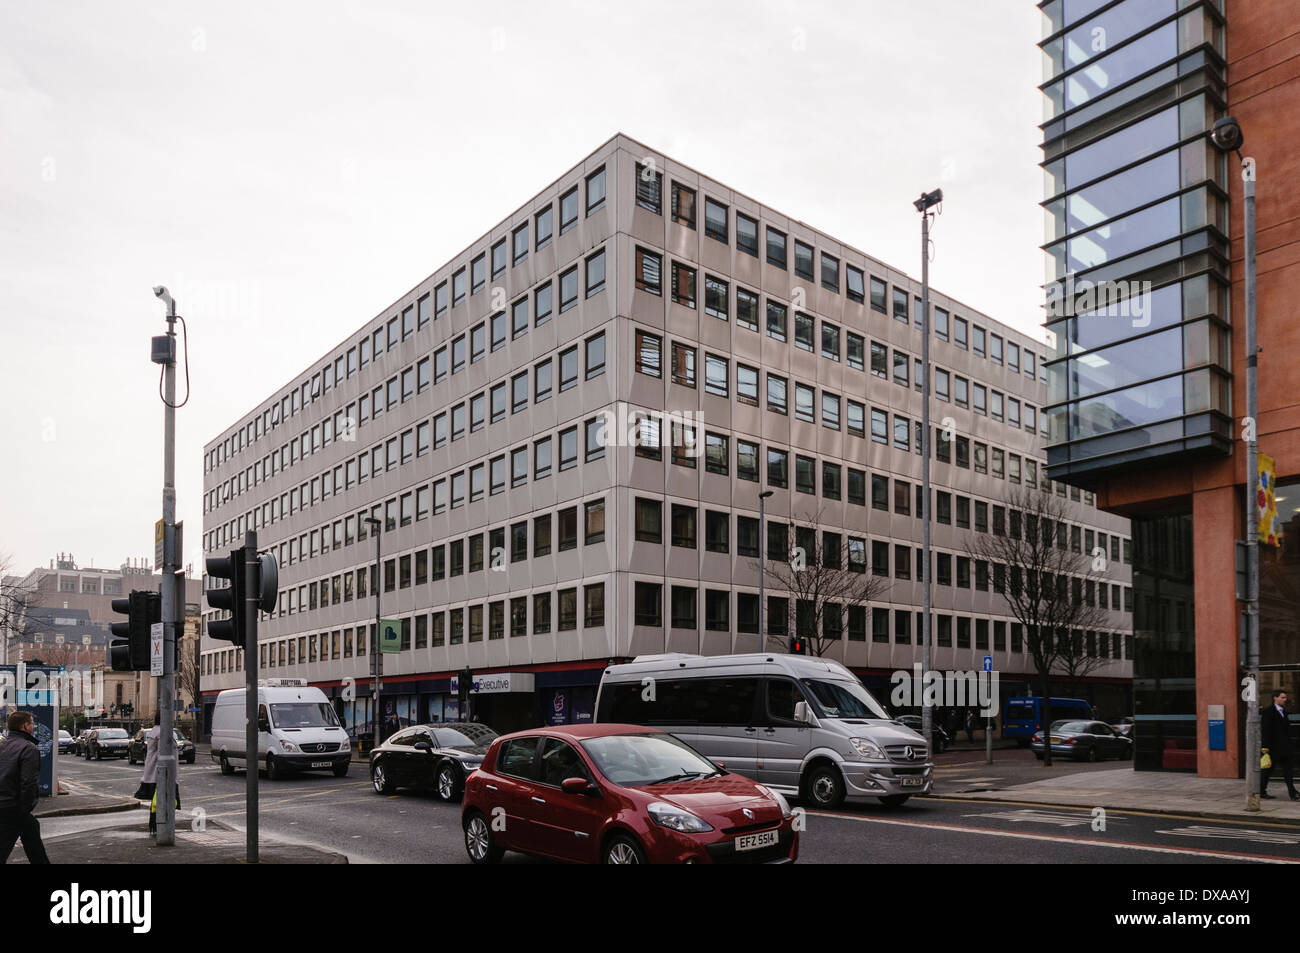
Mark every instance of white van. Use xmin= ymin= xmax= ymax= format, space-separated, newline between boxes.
xmin=596 ymin=653 xmax=932 ymax=808
xmin=210 ymin=679 xmax=351 ymax=779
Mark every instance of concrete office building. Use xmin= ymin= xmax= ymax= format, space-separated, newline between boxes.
xmin=1038 ymin=0 xmax=1300 ymax=775
xmin=201 ymin=134 xmax=1132 ymax=738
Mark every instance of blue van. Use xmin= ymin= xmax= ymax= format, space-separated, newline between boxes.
xmin=1003 ymin=697 xmax=1092 ymax=745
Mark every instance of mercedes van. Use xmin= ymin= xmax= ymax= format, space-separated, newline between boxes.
xmin=210 ymin=679 xmax=351 ymax=779
xmin=595 ymin=653 xmax=931 ymax=808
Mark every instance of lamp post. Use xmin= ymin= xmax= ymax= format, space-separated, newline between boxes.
xmin=914 ymin=188 xmax=942 ymax=756
xmin=364 ymin=517 xmax=382 ymax=756
xmin=1209 ymin=117 xmax=1260 ymax=811
xmin=758 ymin=490 xmax=774 ymax=651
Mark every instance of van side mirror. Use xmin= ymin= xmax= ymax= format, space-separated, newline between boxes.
xmin=257 ymin=717 xmax=270 ymax=733
xmin=794 ymin=701 xmax=810 ymax=724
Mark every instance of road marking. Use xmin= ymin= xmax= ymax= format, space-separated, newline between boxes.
xmin=921 ymin=795 xmax=1300 ymax=829
xmin=808 ymin=810 xmax=1298 ymax=863
xmin=1156 ymin=825 xmax=1300 ymax=845
xmin=968 ymin=808 xmax=1123 ymax=828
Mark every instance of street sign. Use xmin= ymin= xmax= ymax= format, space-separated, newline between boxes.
xmin=150 ymin=622 xmax=164 ymax=676
xmin=380 ymin=618 xmax=402 ymax=654
xmin=982 ymin=655 xmax=993 ymax=673
xmin=155 ymin=519 xmax=165 ymax=570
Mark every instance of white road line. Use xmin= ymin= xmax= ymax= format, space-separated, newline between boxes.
xmin=811 ymin=811 xmax=1299 ymax=863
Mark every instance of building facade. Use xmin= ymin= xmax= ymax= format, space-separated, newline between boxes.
xmin=1039 ymin=0 xmax=1300 ymax=775
xmin=201 ymin=134 xmax=1132 ymax=738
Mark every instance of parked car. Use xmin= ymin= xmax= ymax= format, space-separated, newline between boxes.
xmin=57 ymin=730 xmax=76 ymax=755
xmin=463 ymin=724 xmax=799 ymax=865
xmin=1004 ymin=697 xmax=1093 ymax=746
xmin=89 ymin=727 xmax=131 ymax=760
xmin=370 ymin=722 xmax=497 ymax=801
xmin=128 ymin=729 xmax=196 ymax=765
xmin=1110 ymin=716 xmax=1135 ymax=738
xmin=1031 ymin=720 xmax=1132 ymax=762
xmin=75 ymin=729 xmax=95 ymax=756
xmin=210 ymin=679 xmax=350 ymax=778
xmin=894 ymin=715 xmax=950 ymax=753
xmin=596 ymin=653 xmax=931 ymax=808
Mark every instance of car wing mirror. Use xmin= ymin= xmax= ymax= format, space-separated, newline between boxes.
xmin=561 ymin=777 xmax=598 ymax=796
xmin=414 ymin=741 xmax=431 ymax=752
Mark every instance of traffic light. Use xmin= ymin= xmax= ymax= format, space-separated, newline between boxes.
xmin=458 ymin=667 xmax=473 ymax=717
xmin=788 ymin=635 xmax=806 ymax=655
xmin=110 ymin=590 xmax=160 ymax=671
xmin=206 ymin=546 xmax=279 ymax=647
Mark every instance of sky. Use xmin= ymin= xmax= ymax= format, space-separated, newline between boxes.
xmin=0 ymin=0 xmax=1048 ymax=579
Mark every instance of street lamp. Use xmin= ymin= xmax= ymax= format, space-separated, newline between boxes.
xmin=1209 ymin=117 xmax=1261 ymax=811
xmin=758 ymin=490 xmax=774 ymax=651
xmin=364 ymin=516 xmax=382 ymax=756
xmin=914 ymin=188 xmax=942 ymax=757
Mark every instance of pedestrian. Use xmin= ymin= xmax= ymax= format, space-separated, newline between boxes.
xmin=133 ymin=713 xmax=162 ymax=802
xmin=0 ymin=710 xmax=51 ymax=864
xmin=965 ymin=708 xmax=976 ymax=743
xmin=1261 ymin=689 xmax=1297 ymax=800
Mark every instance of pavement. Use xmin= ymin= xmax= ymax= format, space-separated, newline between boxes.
xmin=942 ymin=763 xmax=1300 ymax=823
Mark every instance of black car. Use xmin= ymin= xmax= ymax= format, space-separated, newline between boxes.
xmin=895 ymin=715 xmax=950 ymax=753
xmin=75 ymin=729 xmax=95 ymax=757
xmin=370 ymin=722 xmax=498 ymax=801
xmin=58 ymin=730 xmax=77 ymax=755
xmin=1031 ymin=720 xmax=1133 ymax=762
xmin=128 ymin=729 xmax=196 ymax=765
xmin=88 ymin=728 xmax=131 ymax=760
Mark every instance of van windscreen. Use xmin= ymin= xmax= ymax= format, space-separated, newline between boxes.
xmin=1006 ymin=704 xmax=1036 ymax=721
xmin=270 ymin=702 xmax=340 ymax=729
xmin=802 ymin=679 xmax=888 ymax=719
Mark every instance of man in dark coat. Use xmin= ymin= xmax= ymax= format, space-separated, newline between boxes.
xmin=0 ymin=711 xmax=51 ymax=863
xmin=1261 ymin=689 xmax=1297 ymax=800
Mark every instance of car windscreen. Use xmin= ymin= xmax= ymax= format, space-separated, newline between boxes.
xmin=98 ymin=729 xmax=128 ymax=739
xmin=270 ymin=702 xmax=340 ymax=728
xmin=435 ymin=724 xmax=498 ymax=748
xmin=580 ymin=733 xmax=720 ymax=787
xmin=802 ymin=679 xmax=889 ymax=719
xmin=1051 ymin=721 xmax=1091 ymax=733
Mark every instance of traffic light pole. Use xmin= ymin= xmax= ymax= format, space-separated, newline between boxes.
xmin=243 ymin=530 xmax=259 ymax=863
xmin=156 ymin=290 xmax=179 ymax=847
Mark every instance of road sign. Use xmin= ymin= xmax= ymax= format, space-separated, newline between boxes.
xmin=150 ymin=622 xmax=164 ymax=676
xmin=983 ymin=655 xmax=993 ymax=672
xmin=155 ymin=519 xmax=165 ymax=570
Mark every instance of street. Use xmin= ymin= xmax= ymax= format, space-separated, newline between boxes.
xmin=44 ymin=749 xmax=1300 ymax=865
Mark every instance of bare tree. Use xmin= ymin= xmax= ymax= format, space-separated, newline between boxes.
xmin=966 ymin=486 xmax=1107 ymax=766
xmin=0 ymin=555 xmax=41 ymax=663
xmin=756 ymin=507 xmax=890 ymax=657
xmin=176 ymin=617 xmax=203 ymax=737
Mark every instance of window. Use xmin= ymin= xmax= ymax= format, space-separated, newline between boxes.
xmin=635 ymin=498 xmax=662 ymax=543
xmin=794 ymin=311 xmax=814 ymax=351
xmin=672 ymin=505 xmax=697 ymax=548
xmin=737 ymin=364 xmax=759 ymax=405
xmin=766 ymin=227 xmax=787 ymax=268
xmin=705 ymin=510 xmax=729 ymax=553
xmin=671 ymin=182 xmax=696 ymax=228
xmin=821 ymin=253 xmax=839 ymax=292
xmin=671 ymin=421 xmax=696 ymax=468
xmin=990 ymin=334 xmax=1003 ymax=364
xmin=953 ymin=316 xmax=968 ymax=349
xmin=767 ymin=448 xmax=788 ymax=488
xmin=585 ymin=249 xmax=606 ymax=296
xmin=535 ymin=206 xmax=553 ymax=249
xmin=559 ymin=266 xmax=579 ymax=311
xmin=636 ymin=330 xmax=662 ymax=377
xmin=705 ymin=590 xmax=729 ymax=632
xmin=452 ymin=268 xmax=466 ymax=306
xmin=736 ymin=213 xmax=758 ymax=256
xmin=470 ymin=254 xmax=486 ymax=294
xmin=584 ymin=499 xmax=605 ymax=544
xmin=559 ymin=426 xmax=577 ymax=470
xmin=736 ymin=287 xmax=759 ymax=331
xmin=671 ymin=342 xmax=695 ymax=386
xmin=821 ymin=322 xmax=839 ymax=361
xmin=795 ymin=383 xmax=814 ymax=422
xmin=821 ymin=392 xmax=840 ymax=430
xmin=512 ymin=372 xmax=528 ymax=414
xmin=846 ymin=265 xmax=865 ymax=303
xmin=585 ymin=166 xmax=606 ymax=214
xmin=558 ymin=507 xmax=578 ymax=552
xmin=794 ymin=241 xmax=814 ymax=280
xmin=704 ymin=275 xmax=728 ymax=319
xmin=560 ymin=346 xmax=578 ymax=390
xmin=534 ymin=359 xmax=552 ymax=403
xmin=766 ymin=301 xmax=787 ymax=341
xmin=795 ymin=455 xmax=815 ymax=494
xmin=823 ymin=462 xmax=841 ymax=500
xmin=585 ymin=332 xmax=605 ymax=378
xmin=934 ymin=307 xmax=948 ymax=341
xmin=635 ymin=247 xmax=662 ymax=295
xmin=511 ymin=298 xmax=528 ymax=338
xmin=559 ymin=185 xmax=578 ymax=233
xmin=534 ymin=282 xmax=552 ymax=326
xmin=705 ymin=354 xmax=727 ymax=397
xmin=869 ymin=277 xmax=887 ymax=313
xmin=704 ymin=198 xmax=728 ymax=242
xmin=767 ymin=374 xmax=787 ymax=414
xmin=671 ymin=587 xmax=697 ymax=629
xmin=534 ymin=436 xmax=552 ymax=479
xmin=870 ymin=341 xmax=887 ymax=379
xmin=635 ymin=582 xmax=662 ymax=627
xmin=635 ymin=162 xmax=662 ymax=213
xmin=585 ymin=416 xmax=605 ymax=461
xmin=893 ymin=349 xmax=909 ymax=387
xmin=672 ymin=262 xmax=696 ymax=308
xmin=871 ymin=408 xmax=888 ymax=443
xmin=705 ymin=432 xmax=728 ymax=474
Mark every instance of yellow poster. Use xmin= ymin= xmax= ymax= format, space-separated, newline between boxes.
xmin=1258 ymin=453 xmax=1280 ymax=546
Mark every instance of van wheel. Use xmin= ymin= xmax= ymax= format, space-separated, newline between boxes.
xmin=220 ymin=754 xmax=234 ymax=776
xmin=463 ymin=811 xmax=503 ymax=864
xmin=372 ymin=763 xmax=395 ymax=795
xmin=266 ymin=754 xmax=284 ymax=780
xmin=804 ymin=764 xmax=846 ymax=810
xmin=603 ymin=834 xmax=646 ymax=864
xmin=437 ymin=763 xmax=463 ymax=801
xmin=878 ymin=795 xmax=910 ymax=808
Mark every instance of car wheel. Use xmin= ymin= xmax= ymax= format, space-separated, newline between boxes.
xmin=332 ymin=761 xmax=349 ymax=777
xmin=371 ymin=762 xmax=395 ymax=795
xmin=266 ymin=754 xmax=284 ymax=780
xmin=463 ymin=811 xmax=503 ymax=864
xmin=187 ymin=752 xmax=197 ymax=765
xmin=437 ymin=763 xmax=463 ymax=802
xmin=803 ymin=764 xmax=846 ymax=810
xmin=878 ymin=794 xmax=910 ymax=808
xmin=603 ymin=834 xmax=646 ymax=864
xmin=1087 ymin=745 xmax=1098 ymax=763
xmin=95 ymin=747 xmax=102 ymax=761
xmin=220 ymin=754 xmax=234 ymax=776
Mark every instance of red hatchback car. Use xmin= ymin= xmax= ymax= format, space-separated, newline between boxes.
xmin=461 ymin=723 xmax=799 ymax=864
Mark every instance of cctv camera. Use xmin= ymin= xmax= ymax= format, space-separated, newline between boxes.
xmin=153 ymin=285 xmax=168 ymax=298
xmin=1210 ymin=116 xmax=1244 ymax=153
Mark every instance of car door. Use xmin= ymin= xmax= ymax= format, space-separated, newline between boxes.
xmin=755 ymin=677 xmax=811 ymax=791
xmin=688 ymin=676 xmax=761 ymax=778
xmin=491 ymin=736 xmax=545 ymax=854
xmin=1091 ymin=723 xmax=1117 ymax=758
xmin=382 ymin=730 xmax=414 ymax=786
xmin=410 ymin=728 xmax=440 ymax=790
xmin=530 ymin=738 xmax=606 ymax=862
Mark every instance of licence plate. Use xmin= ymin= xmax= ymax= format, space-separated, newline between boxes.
xmin=311 ymin=761 xmax=330 ymax=768
xmin=735 ymin=830 xmax=779 ymax=852
xmin=1050 ymin=737 xmax=1062 ymax=743
xmin=901 ymin=777 xmax=924 ymax=787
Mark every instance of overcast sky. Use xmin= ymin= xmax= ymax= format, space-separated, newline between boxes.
xmin=0 ymin=0 xmax=1047 ymax=578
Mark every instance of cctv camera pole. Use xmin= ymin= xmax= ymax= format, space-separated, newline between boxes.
xmin=1242 ymin=155 xmax=1261 ymax=812
xmin=759 ymin=490 xmax=773 ymax=650
xmin=915 ymin=189 xmax=942 ymax=758
xmin=366 ymin=518 xmax=382 ymax=754
xmin=243 ymin=530 xmax=259 ymax=863
xmin=154 ymin=288 xmax=179 ymax=846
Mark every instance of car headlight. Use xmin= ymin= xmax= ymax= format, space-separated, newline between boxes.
xmin=849 ymin=737 xmax=886 ymax=761
xmin=280 ymin=741 xmax=299 ymax=753
xmin=757 ymin=785 xmax=793 ymax=819
xmin=648 ymin=801 xmax=714 ymax=833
